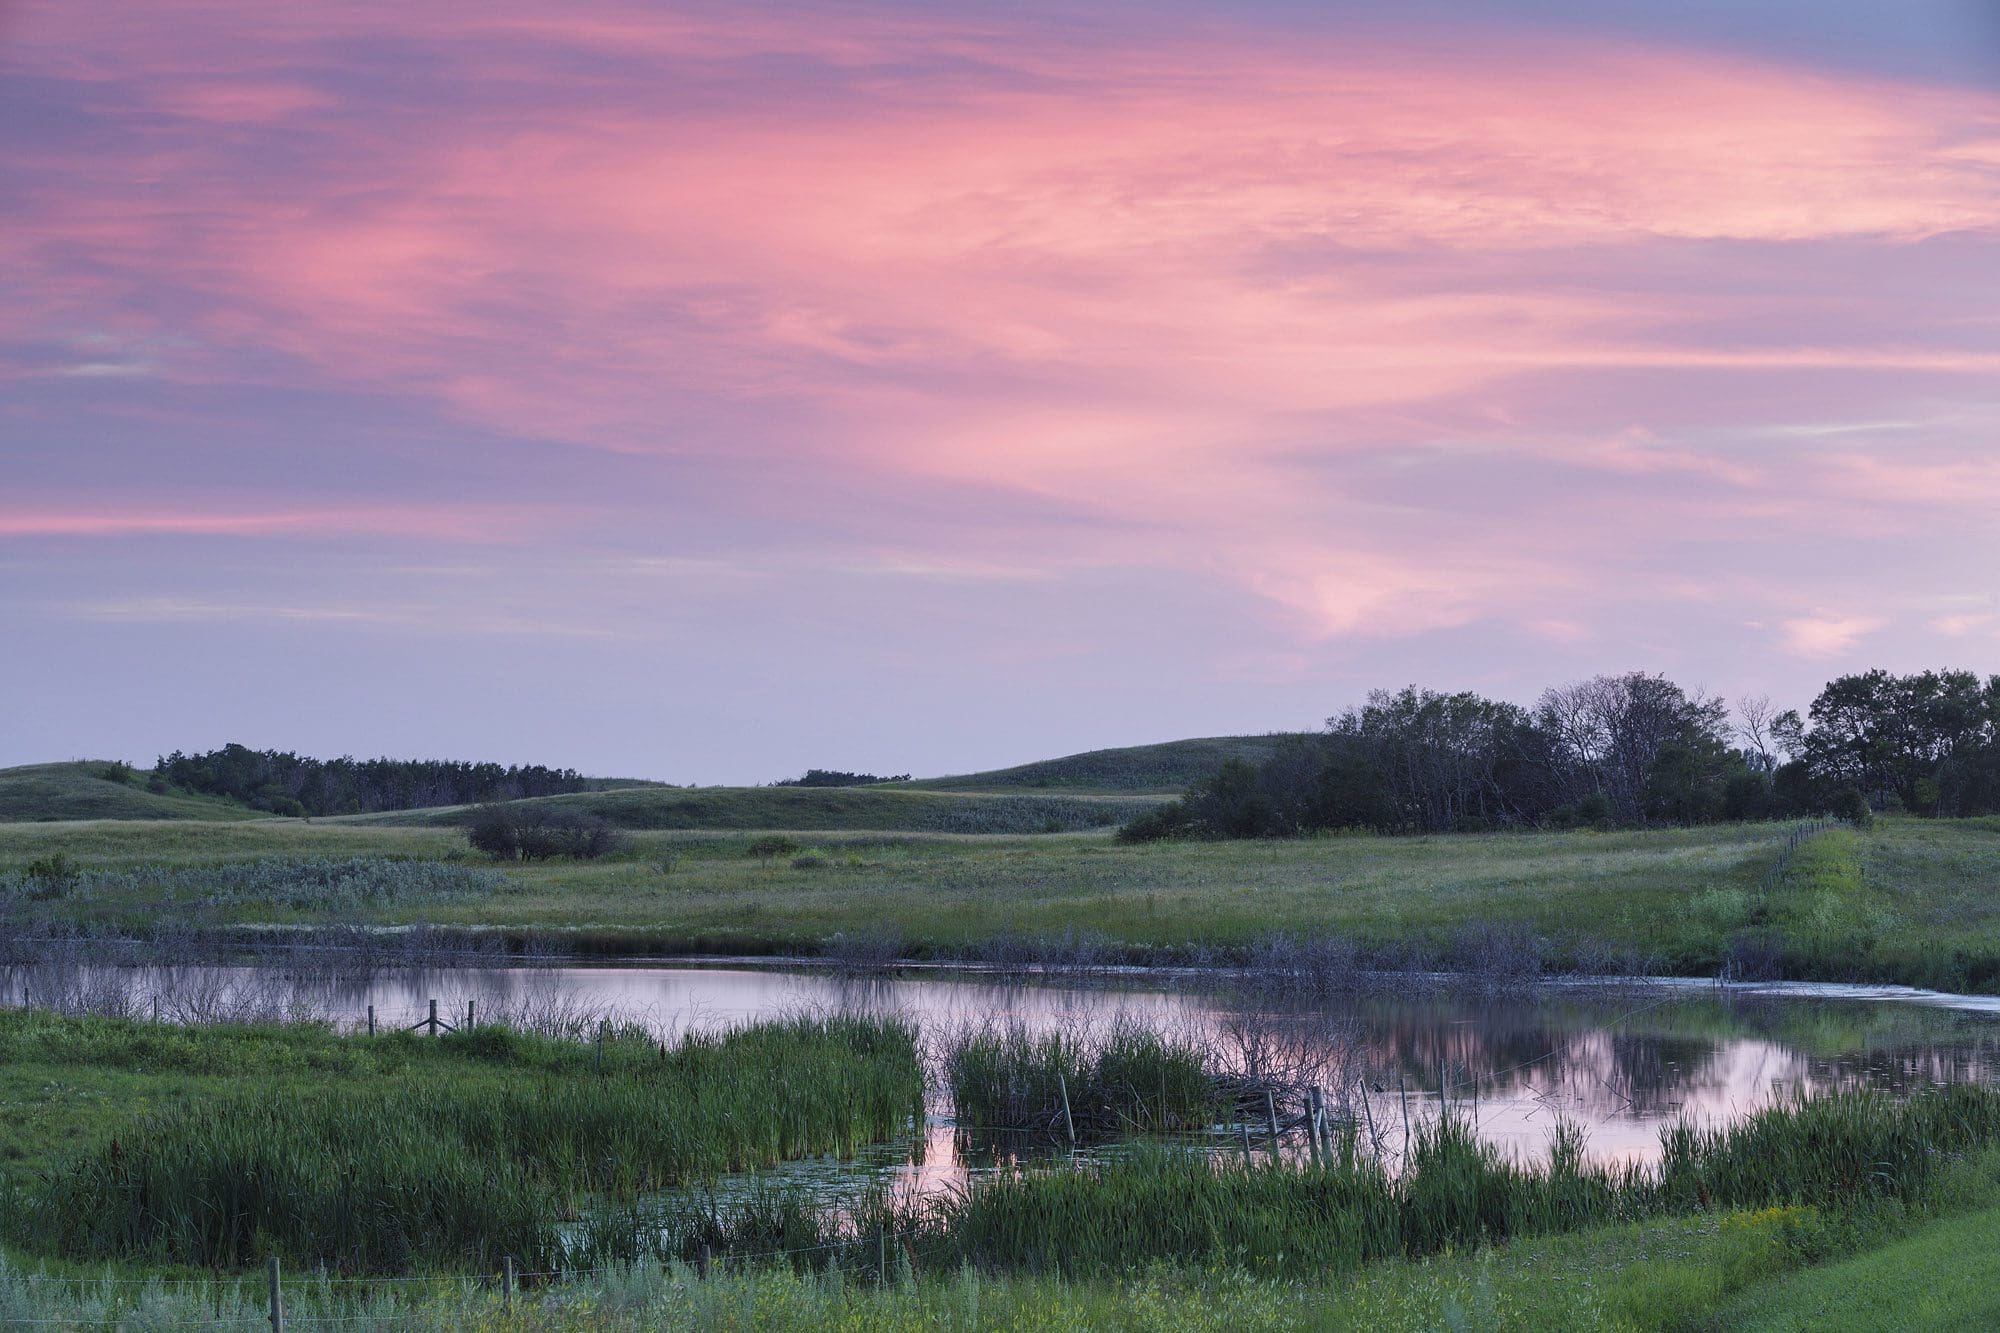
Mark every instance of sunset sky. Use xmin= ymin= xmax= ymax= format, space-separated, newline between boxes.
xmin=5 ymin=1 xmax=1999 ymax=782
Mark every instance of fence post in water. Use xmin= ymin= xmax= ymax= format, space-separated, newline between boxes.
xmin=1264 ymin=1088 xmax=1282 ymax=1164
xmin=367 ymin=1004 xmax=375 ymax=1037
xmin=503 ymin=1255 xmax=514 ymax=1315
xmin=1057 ymin=1072 xmax=1077 ymax=1146
xmin=596 ymin=1022 xmax=605 ymax=1071
xmin=1308 ymin=1087 xmax=1325 ymax=1165
xmin=266 ymin=1255 xmax=283 ymax=1333
xmin=467 ymin=999 xmax=476 ymax=1031
xmin=152 ymin=996 xmax=158 ymax=1024
xmin=429 ymin=998 xmax=439 ymax=1036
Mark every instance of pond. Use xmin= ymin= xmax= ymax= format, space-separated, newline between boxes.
xmin=9 ymin=957 xmax=2000 ymax=1197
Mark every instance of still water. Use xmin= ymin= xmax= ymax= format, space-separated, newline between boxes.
xmin=11 ymin=958 xmax=2000 ymax=1194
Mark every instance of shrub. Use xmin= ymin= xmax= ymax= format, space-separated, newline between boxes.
xmin=24 ymin=854 xmax=79 ymax=887
xmin=1834 ymin=786 xmax=1874 ymax=829
xmin=467 ymin=806 xmax=627 ymax=861
xmin=1116 ymin=801 xmax=1196 ymax=843
xmin=745 ymin=835 xmax=800 ymax=863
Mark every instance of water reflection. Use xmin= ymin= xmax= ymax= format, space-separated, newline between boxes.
xmin=6 ymin=958 xmax=1999 ymax=1189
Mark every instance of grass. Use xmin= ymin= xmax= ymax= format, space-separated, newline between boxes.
xmin=3 ymin=815 xmax=1998 ymax=989
xmin=944 ymin=1021 xmax=1222 ymax=1138
xmin=1 ymin=856 xmax=510 ymax=914
xmin=0 ymin=1201 xmax=1964 ymax=1330
xmin=0 ymin=1089 xmax=1941 ymax=1328
xmin=1718 ymin=1203 xmax=2000 ymax=1329
xmin=0 ymin=1011 xmax=923 ymax=1273
xmin=883 ymin=1086 xmax=2000 ymax=1281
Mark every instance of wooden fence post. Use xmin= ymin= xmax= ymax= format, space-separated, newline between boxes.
xmin=267 ymin=1254 xmax=283 ymax=1333
xmin=503 ymin=1255 xmax=514 ymax=1315
xmin=367 ymin=1004 xmax=375 ymax=1036
xmin=1056 ymin=1072 xmax=1077 ymax=1146
xmin=467 ymin=999 xmax=476 ymax=1031
xmin=429 ymin=998 xmax=439 ymax=1036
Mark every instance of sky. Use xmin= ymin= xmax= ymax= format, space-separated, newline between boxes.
xmin=4 ymin=1 xmax=1999 ymax=784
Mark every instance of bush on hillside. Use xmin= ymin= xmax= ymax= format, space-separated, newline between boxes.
xmin=467 ymin=807 xmax=626 ymax=861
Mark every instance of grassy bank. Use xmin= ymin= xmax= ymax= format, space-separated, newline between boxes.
xmin=3 ymin=816 xmax=1998 ymax=989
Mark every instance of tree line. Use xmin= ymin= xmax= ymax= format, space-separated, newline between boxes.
xmin=1122 ymin=669 xmax=2000 ymax=841
xmin=771 ymin=769 xmax=911 ymax=787
xmin=151 ymin=744 xmax=591 ymax=817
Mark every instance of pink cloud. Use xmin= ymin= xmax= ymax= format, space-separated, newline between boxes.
xmin=1778 ymin=615 xmax=1888 ymax=658
xmin=5 ymin=2 xmax=1999 ymax=651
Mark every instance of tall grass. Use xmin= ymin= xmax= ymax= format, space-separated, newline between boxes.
xmin=23 ymin=1016 xmax=922 ymax=1273
xmin=634 ymin=1084 xmax=2000 ymax=1281
xmin=0 ymin=856 xmax=506 ymax=911
xmin=944 ymin=1020 xmax=1222 ymax=1138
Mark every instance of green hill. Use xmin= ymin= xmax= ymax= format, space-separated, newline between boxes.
xmin=0 ymin=762 xmax=269 ymax=823
xmin=331 ymin=784 xmax=1164 ymax=835
xmin=0 ymin=733 xmax=1280 ymax=828
xmin=905 ymin=734 xmax=1300 ymax=794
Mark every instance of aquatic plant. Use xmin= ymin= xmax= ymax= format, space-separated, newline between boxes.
xmin=944 ymin=1019 xmax=1223 ymax=1138
xmin=27 ymin=1015 xmax=923 ymax=1272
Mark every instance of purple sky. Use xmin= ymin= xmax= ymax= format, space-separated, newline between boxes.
xmin=5 ymin=1 xmax=1999 ymax=783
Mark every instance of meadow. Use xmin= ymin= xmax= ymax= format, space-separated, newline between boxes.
xmin=5 ymin=811 xmax=1999 ymax=989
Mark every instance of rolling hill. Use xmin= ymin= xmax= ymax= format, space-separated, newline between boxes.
xmin=0 ymin=762 xmax=270 ymax=823
xmin=903 ymin=734 xmax=1299 ymax=794
xmin=330 ymin=784 xmax=1164 ymax=834
xmin=0 ymin=732 xmax=1269 ymax=829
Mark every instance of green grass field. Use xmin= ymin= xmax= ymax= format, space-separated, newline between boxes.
xmin=4 ymin=814 xmax=1998 ymax=986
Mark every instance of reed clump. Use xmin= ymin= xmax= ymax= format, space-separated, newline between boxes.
xmin=24 ymin=1015 xmax=922 ymax=1273
xmin=944 ymin=1020 xmax=1222 ymax=1138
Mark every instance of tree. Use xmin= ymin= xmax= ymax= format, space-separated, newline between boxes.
xmin=1330 ymin=687 xmax=1532 ymax=832
xmin=1786 ymin=670 xmax=2000 ymax=816
xmin=1735 ymin=695 xmax=1780 ymax=775
xmin=1532 ymin=674 xmax=1734 ymax=826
